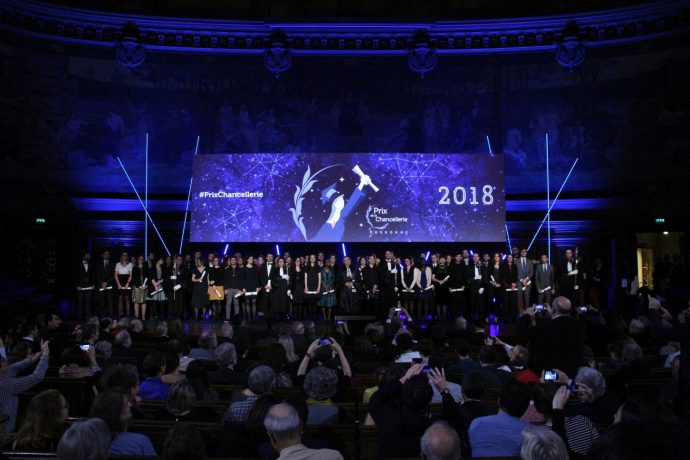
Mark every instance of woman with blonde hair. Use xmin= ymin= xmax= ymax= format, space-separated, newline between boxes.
xmin=12 ymin=389 xmax=69 ymax=451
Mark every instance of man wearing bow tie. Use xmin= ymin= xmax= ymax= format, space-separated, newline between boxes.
xmin=378 ymin=250 xmax=400 ymax=318
xmin=517 ymin=249 xmax=534 ymax=314
xmin=259 ymin=253 xmax=277 ymax=318
xmin=466 ymin=253 xmax=488 ymax=319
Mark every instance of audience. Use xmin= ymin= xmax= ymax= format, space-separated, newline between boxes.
xmin=565 ymin=367 xmax=620 ymax=427
xmin=470 ymin=345 xmax=514 ymax=386
xmin=12 ymin=389 xmax=68 ymax=451
xmin=189 ymin=331 xmax=218 ymax=361
xmin=89 ymin=388 xmax=157 ymax=456
xmin=468 ymin=381 xmax=531 ymax=457
xmin=157 ymin=380 xmax=218 ymax=422
xmin=58 ymin=344 xmax=100 ymax=378
xmin=161 ymin=352 xmax=185 ymax=385
xmin=56 ymin=418 xmax=111 ymax=460
xmin=209 ymin=342 xmax=245 ymax=385
xmin=222 ymin=365 xmax=275 ymax=423
xmin=184 ymin=359 xmax=219 ymax=401
xmin=163 ymin=423 xmax=206 ymax=460
xmin=446 ymin=339 xmax=480 ymax=375
xmin=138 ymin=352 xmax=170 ymax=400
xmin=263 ymin=402 xmax=344 ymax=460
xmin=303 ymin=365 xmax=342 ymax=424
xmin=420 ymin=420 xmax=462 ymax=460
xmin=99 ymin=364 xmax=143 ymax=419
xmin=521 ymin=425 xmax=570 ymax=460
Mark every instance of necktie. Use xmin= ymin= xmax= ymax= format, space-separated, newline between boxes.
xmin=543 ymin=265 xmax=546 ymax=272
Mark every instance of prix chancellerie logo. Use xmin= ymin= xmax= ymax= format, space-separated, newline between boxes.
xmin=366 ymin=205 xmax=409 ymax=235
xmin=198 ymin=191 xmax=264 ymax=198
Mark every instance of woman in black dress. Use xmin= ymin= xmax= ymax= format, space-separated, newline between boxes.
xmin=242 ymin=255 xmax=260 ymax=322
xmin=191 ymin=258 xmax=209 ymax=320
xmin=501 ymin=254 xmax=519 ymax=321
xmin=290 ymin=256 xmax=305 ymax=319
xmin=303 ymin=254 xmax=321 ymax=320
xmin=208 ymin=256 xmax=224 ymax=320
xmin=433 ymin=257 xmax=450 ymax=321
xmin=399 ymin=256 xmax=417 ymax=318
xmin=131 ymin=255 xmax=148 ymax=319
xmin=488 ymin=253 xmax=503 ymax=317
xmin=270 ymin=257 xmax=290 ymax=315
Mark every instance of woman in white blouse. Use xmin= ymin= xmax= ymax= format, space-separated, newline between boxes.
xmin=115 ymin=252 xmax=133 ymax=317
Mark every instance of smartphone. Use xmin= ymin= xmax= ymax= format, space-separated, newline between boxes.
xmin=535 ymin=304 xmax=544 ymax=312
xmin=336 ymin=320 xmax=345 ymax=325
xmin=400 ymin=314 xmax=407 ymax=320
xmin=488 ymin=324 xmax=499 ymax=337
xmin=319 ymin=337 xmax=330 ymax=346
xmin=79 ymin=344 xmax=90 ymax=352
xmin=422 ymin=366 xmax=432 ymax=373
xmin=394 ymin=307 xmax=402 ymax=312
xmin=544 ymin=370 xmax=558 ymax=381
xmin=579 ymin=306 xmax=588 ymax=313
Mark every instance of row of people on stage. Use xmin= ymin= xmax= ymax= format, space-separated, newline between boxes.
xmin=75 ymin=246 xmax=604 ymax=322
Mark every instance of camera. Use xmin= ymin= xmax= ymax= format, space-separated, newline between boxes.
xmin=535 ymin=304 xmax=544 ymax=312
xmin=79 ymin=344 xmax=90 ymax=352
xmin=544 ymin=370 xmax=558 ymax=381
xmin=579 ymin=306 xmax=588 ymax=313
xmin=319 ymin=337 xmax=330 ymax=346
xmin=422 ymin=366 xmax=432 ymax=373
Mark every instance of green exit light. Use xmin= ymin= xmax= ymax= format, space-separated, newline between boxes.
xmin=35 ymin=218 xmax=46 ymax=223
xmin=655 ymin=218 xmax=665 ymax=224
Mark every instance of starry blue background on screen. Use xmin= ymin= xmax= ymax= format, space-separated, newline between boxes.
xmin=190 ymin=153 xmax=505 ymax=242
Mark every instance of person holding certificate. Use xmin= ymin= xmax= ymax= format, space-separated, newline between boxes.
xmin=318 ymin=260 xmax=337 ymax=322
xmin=191 ymin=258 xmax=209 ymax=320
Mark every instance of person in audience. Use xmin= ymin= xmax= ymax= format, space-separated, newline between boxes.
xmin=189 ymin=331 xmax=218 ymax=361
xmin=296 ymin=337 xmax=352 ymax=393
xmin=155 ymin=321 xmax=169 ymax=338
xmin=563 ymin=367 xmax=620 ymax=427
xmin=161 ymin=353 xmax=185 ymax=385
xmin=163 ymin=423 xmax=206 ymax=460
xmin=129 ymin=319 xmax=145 ymax=341
xmin=111 ymin=330 xmax=138 ymax=360
xmin=12 ymin=389 xmax=68 ymax=451
xmin=219 ymin=393 xmax=280 ymax=458
xmin=58 ymin=344 xmax=100 ymax=378
xmin=521 ymin=425 xmax=570 ymax=460
xmin=613 ymin=399 xmax=656 ymax=424
xmin=184 ymin=359 xmax=219 ymax=400
xmin=600 ymin=340 xmax=626 ymax=371
xmin=278 ymin=334 xmax=300 ymax=364
xmin=0 ymin=339 xmax=49 ymax=434
xmin=469 ymin=345 xmax=514 ymax=386
xmin=393 ymin=331 xmax=423 ymax=363
xmin=267 ymin=342 xmax=295 ymax=388
xmin=263 ymin=402 xmax=344 ymax=460
xmin=157 ymin=380 xmax=218 ymax=422
xmin=446 ymin=339 xmax=480 ymax=375
xmin=99 ymin=318 xmax=115 ymax=344
xmin=587 ymin=419 xmax=690 ymax=460
xmin=94 ymin=340 xmax=113 ymax=370
xmin=138 ymin=351 xmax=170 ymax=400
xmin=420 ymin=420 xmax=462 ymax=460
xmin=468 ymin=380 xmax=531 ymax=457
xmin=89 ymin=388 xmax=157 ymax=456
xmin=492 ymin=338 xmax=540 ymax=384
xmin=303 ymin=365 xmax=343 ymax=424
xmin=222 ymin=365 xmax=275 ymax=423
xmin=533 ymin=383 xmax=599 ymax=456
xmin=209 ymin=342 xmax=245 ymax=385
xmin=459 ymin=372 xmax=493 ymax=429
xmin=607 ymin=343 xmax=653 ymax=399
xmin=368 ymin=364 xmax=461 ymax=458
xmin=525 ymin=296 xmax=585 ymax=377
xmin=56 ymin=418 xmax=111 ymax=460
xmin=99 ymin=364 xmax=143 ymax=419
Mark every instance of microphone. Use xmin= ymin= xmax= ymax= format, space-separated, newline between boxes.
xmin=352 ymin=165 xmax=380 ymax=192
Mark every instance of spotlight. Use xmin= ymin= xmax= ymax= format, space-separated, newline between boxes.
xmin=275 ymin=244 xmax=281 ymax=256
xmin=341 ymin=243 xmax=347 ymax=257
xmin=223 ymin=244 xmax=229 ymax=255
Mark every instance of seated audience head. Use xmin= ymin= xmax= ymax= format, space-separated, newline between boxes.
xmin=278 ymin=334 xmax=298 ymax=362
xmin=155 ymin=321 xmax=169 ymax=337
xmin=291 ymin=321 xmax=305 ymax=335
xmin=455 ymin=339 xmax=471 ymax=358
xmin=198 ymin=330 xmax=218 ymax=350
xmin=99 ymin=364 xmax=140 ymax=397
xmin=478 ymin=345 xmax=497 ymax=366
xmin=56 ymin=418 xmax=111 ymax=460
xmin=163 ymin=352 xmax=180 ymax=375
xmin=166 ymin=380 xmax=197 ymax=416
xmin=455 ymin=316 xmax=467 ymax=330
xmin=130 ymin=319 xmax=144 ymax=333
xmin=215 ymin=342 xmax=237 ymax=368
xmin=167 ymin=338 xmax=187 ymax=356
xmin=419 ymin=338 xmax=434 ymax=358
xmin=82 ymin=323 xmax=100 ymax=343
xmin=521 ymin=425 xmax=569 ymax=460
xmin=248 ymin=365 xmax=276 ymax=396
xmin=303 ymin=365 xmax=338 ymax=401
xmin=574 ymin=367 xmax=606 ymax=403
xmin=89 ymin=388 xmax=131 ymax=434
xmin=551 ymin=296 xmax=572 ymax=315
xmin=396 ymin=331 xmax=414 ymax=352
xmin=532 ymin=383 xmax=558 ymax=418
xmin=509 ymin=345 xmax=530 ymax=367
xmin=142 ymin=351 xmax=166 ymax=378
xmin=100 ymin=317 xmax=113 ymax=332
xmin=462 ymin=372 xmax=487 ymax=400
xmin=184 ymin=359 xmax=213 ymax=400
xmin=420 ymin=420 xmax=461 ymax=460
xmin=264 ymin=403 xmax=302 ymax=451
xmin=14 ymin=389 xmax=68 ymax=449
xmin=401 ymin=375 xmax=434 ymax=414
xmin=313 ymin=343 xmax=335 ymax=364
xmin=614 ymin=399 xmax=655 ymax=424
xmin=163 ymin=423 xmax=206 ymax=460
xmin=621 ymin=344 xmax=644 ymax=367
xmin=114 ymin=330 xmax=132 ymax=348
xmin=94 ymin=340 xmax=112 ymax=360
xmin=498 ymin=381 xmax=530 ymax=417
xmin=61 ymin=344 xmax=91 ymax=367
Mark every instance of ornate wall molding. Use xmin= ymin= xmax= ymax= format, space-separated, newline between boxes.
xmin=1 ymin=0 xmax=688 ymax=56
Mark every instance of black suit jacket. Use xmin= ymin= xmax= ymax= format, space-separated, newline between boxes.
xmin=75 ymin=260 xmax=94 ymax=288
xmin=336 ymin=265 xmax=357 ymax=290
xmin=259 ymin=263 xmax=277 ymax=288
xmin=448 ymin=261 xmax=466 ymax=289
xmin=500 ymin=263 xmax=519 ymax=287
xmin=378 ymin=259 xmax=400 ymax=290
xmin=465 ymin=263 xmax=488 ymax=286
xmin=95 ymin=259 xmax=115 ymax=285
xmin=360 ymin=265 xmax=379 ymax=290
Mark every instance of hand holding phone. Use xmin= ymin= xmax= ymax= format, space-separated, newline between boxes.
xmin=544 ymin=370 xmax=558 ymax=381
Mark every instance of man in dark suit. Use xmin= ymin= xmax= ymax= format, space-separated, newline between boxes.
xmin=534 ymin=254 xmax=555 ymax=305
xmin=223 ymin=256 xmax=243 ymax=321
xmin=259 ymin=253 xmax=277 ymax=317
xmin=336 ymin=256 xmax=357 ymax=313
xmin=526 ymin=296 xmax=585 ymax=376
xmin=360 ymin=254 xmax=380 ymax=315
xmin=96 ymin=250 xmax=115 ymax=317
xmin=378 ymin=250 xmax=400 ymax=317
xmin=75 ymin=251 xmax=95 ymax=320
xmin=558 ymin=248 xmax=582 ymax=307
xmin=516 ymin=249 xmax=534 ymax=312
xmin=448 ymin=253 xmax=467 ymax=318
xmin=168 ymin=255 xmax=190 ymax=319
xmin=466 ymin=253 xmax=488 ymax=319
